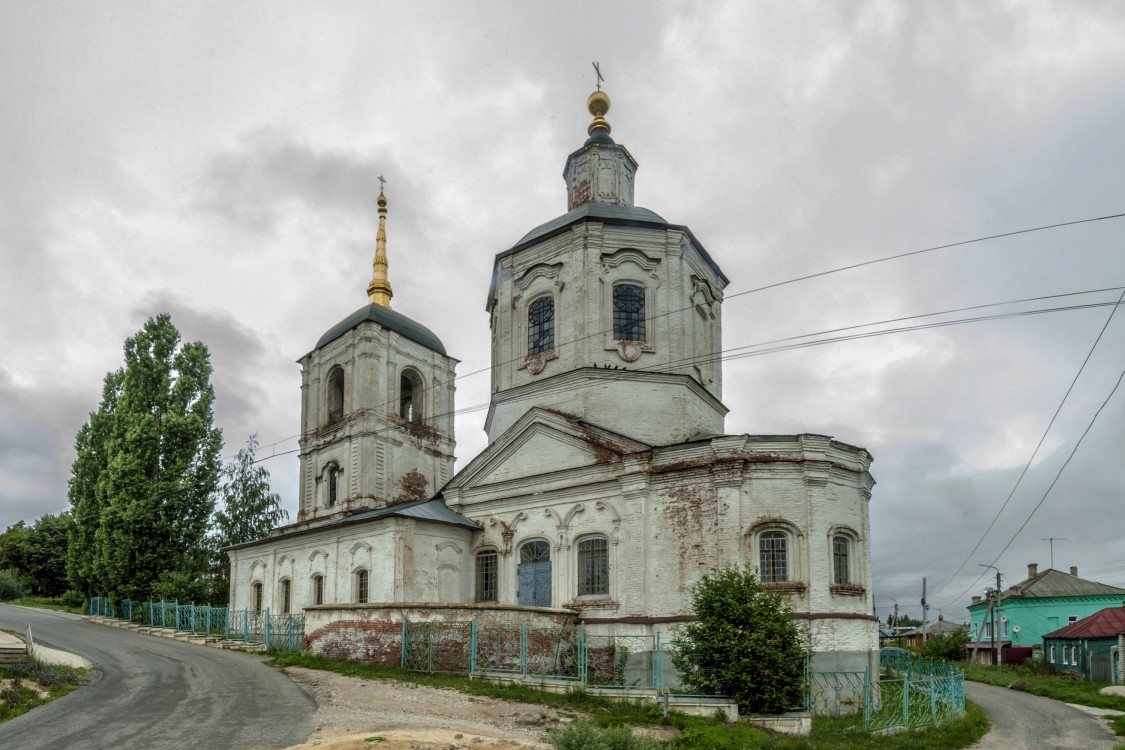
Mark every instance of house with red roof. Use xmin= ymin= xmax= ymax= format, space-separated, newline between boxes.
xmin=1043 ymin=604 xmax=1125 ymax=683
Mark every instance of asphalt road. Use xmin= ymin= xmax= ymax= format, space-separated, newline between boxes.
xmin=966 ymin=681 xmax=1120 ymax=750
xmin=0 ymin=604 xmax=316 ymax=750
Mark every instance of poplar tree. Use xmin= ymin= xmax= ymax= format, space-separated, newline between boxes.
xmin=68 ymin=314 xmax=223 ymax=600
xmin=207 ymin=433 xmax=288 ymax=603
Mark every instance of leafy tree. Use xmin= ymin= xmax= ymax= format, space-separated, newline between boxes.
xmin=922 ymin=628 xmax=969 ymax=662
xmin=0 ymin=514 xmax=73 ymax=597
xmin=0 ymin=568 xmax=29 ymax=600
xmin=67 ymin=371 xmax=122 ymax=597
xmin=68 ymin=314 xmax=223 ymax=601
xmin=886 ymin=613 xmax=922 ymax=627
xmin=671 ymin=566 xmax=807 ymax=714
xmin=207 ymin=434 xmax=288 ymax=603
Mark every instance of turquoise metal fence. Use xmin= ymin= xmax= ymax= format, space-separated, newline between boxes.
xmin=87 ymin=598 xmax=304 ymax=652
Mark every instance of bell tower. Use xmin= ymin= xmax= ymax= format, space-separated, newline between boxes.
xmin=297 ymin=186 xmax=457 ymax=523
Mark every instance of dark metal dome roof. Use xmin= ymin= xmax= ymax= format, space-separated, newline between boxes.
xmin=315 ymin=303 xmax=446 ymax=354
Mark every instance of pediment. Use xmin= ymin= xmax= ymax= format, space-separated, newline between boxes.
xmin=448 ymin=408 xmax=648 ymax=490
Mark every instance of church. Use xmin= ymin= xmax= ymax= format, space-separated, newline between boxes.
xmin=227 ymin=87 xmax=878 ymax=674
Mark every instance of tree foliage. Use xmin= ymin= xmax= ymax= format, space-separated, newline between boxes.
xmin=66 ymin=313 xmax=223 ymax=600
xmin=671 ymin=566 xmax=807 ymax=714
xmin=921 ymin=628 xmax=969 ymax=662
xmin=0 ymin=514 xmax=73 ymax=597
xmin=206 ymin=433 xmax=288 ymax=603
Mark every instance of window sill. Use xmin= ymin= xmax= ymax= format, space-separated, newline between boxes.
xmin=830 ymin=584 xmax=866 ymax=597
xmin=563 ymin=598 xmax=618 ymax=611
xmin=761 ymin=582 xmax=807 ymax=595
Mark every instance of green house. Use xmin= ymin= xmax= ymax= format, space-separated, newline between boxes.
xmin=1043 ymin=605 xmax=1125 ymax=682
xmin=967 ymin=563 xmax=1125 ymax=664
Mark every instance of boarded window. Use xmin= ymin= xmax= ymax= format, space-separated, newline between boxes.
xmin=577 ymin=537 xmax=608 ymax=596
xmin=759 ymin=531 xmax=788 ymax=583
xmin=612 ymin=284 xmax=645 ymax=341
xmin=475 ymin=550 xmax=498 ymax=603
xmin=528 ymin=297 xmax=555 ymax=354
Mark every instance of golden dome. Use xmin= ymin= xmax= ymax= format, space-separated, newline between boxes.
xmin=587 ymin=90 xmax=611 ymax=136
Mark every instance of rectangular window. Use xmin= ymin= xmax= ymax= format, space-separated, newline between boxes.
xmin=612 ymin=284 xmax=646 ymax=341
xmin=1071 ymin=646 xmax=1077 ymax=666
xmin=356 ymin=570 xmax=369 ymax=604
xmin=313 ymin=574 xmax=324 ymax=605
xmin=1002 ymin=619 xmax=1008 ymax=637
xmin=832 ymin=536 xmax=849 ymax=585
xmin=475 ymin=551 xmax=498 ymax=603
xmin=578 ymin=537 xmax=609 ymax=596
xmin=759 ymin=531 xmax=788 ymax=583
xmin=1068 ymin=615 xmax=1079 ymax=624
xmin=281 ymin=579 xmax=291 ymax=614
xmin=1062 ymin=647 xmax=1069 ymax=666
xmin=527 ymin=297 xmax=555 ymax=354
xmin=1048 ymin=644 xmax=1055 ymax=663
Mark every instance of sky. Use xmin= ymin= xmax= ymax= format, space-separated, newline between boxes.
xmin=2 ymin=0 xmax=1124 ymax=622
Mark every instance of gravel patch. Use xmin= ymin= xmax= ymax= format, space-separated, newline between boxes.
xmin=280 ymin=667 xmax=560 ymax=750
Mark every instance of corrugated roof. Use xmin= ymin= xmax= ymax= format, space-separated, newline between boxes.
xmin=314 ymin=303 xmax=446 ymax=354
xmin=1043 ymin=605 xmax=1125 ymax=640
xmin=1001 ymin=568 xmax=1125 ymax=601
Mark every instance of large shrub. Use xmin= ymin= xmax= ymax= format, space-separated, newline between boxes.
xmin=0 ymin=568 xmax=29 ymax=600
xmin=671 ymin=566 xmax=807 ymax=714
xmin=921 ymin=628 xmax=969 ymax=663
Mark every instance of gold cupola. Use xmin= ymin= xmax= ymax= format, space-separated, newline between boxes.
xmin=366 ymin=188 xmax=393 ymax=307
xmin=563 ymin=87 xmax=638 ymax=211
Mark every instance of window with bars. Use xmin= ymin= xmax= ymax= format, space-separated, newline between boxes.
xmin=612 ymin=284 xmax=645 ymax=341
xmin=527 ymin=297 xmax=555 ymax=354
xmin=475 ymin=550 xmax=498 ymax=603
xmin=577 ymin=537 xmax=609 ymax=596
xmin=355 ymin=569 xmax=369 ymax=603
xmin=312 ymin=574 xmax=324 ymax=605
xmin=759 ymin=531 xmax=788 ymax=583
xmin=832 ymin=535 xmax=850 ymax=585
xmin=280 ymin=578 xmax=291 ymax=614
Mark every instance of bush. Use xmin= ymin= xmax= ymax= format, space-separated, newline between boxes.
xmin=921 ymin=629 xmax=969 ymax=662
xmin=550 ymin=721 xmax=661 ymax=750
xmin=671 ymin=566 xmax=807 ymax=714
xmin=0 ymin=568 xmax=29 ymax=600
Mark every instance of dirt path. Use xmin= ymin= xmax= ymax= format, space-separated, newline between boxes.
xmin=966 ymin=682 xmax=1119 ymax=750
xmin=280 ymin=667 xmax=561 ymax=750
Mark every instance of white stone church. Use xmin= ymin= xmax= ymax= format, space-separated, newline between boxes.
xmin=227 ymin=89 xmax=878 ymax=673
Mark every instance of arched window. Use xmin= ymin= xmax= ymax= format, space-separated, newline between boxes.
xmin=328 ymin=368 xmax=345 ymax=423
xmin=355 ymin=569 xmax=369 ymax=603
xmin=475 ymin=550 xmax=498 ymax=603
xmin=326 ymin=463 xmax=337 ymax=510
xmin=312 ymin=574 xmax=324 ymax=606
xmin=612 ymin=284 xmax=645 ymax=341
xmin=577 ymin=536 xmax=609 ymax=596
xmin=252 ymin=581 xmax=263 ymax=612
xmin=832 ymin=535 xmax=850 ymax=585
xmin=399 ymin=369 xmax=422 ymax=422
xmin=759 ymin=531 xmax=788 ymax=583
xmin=528 ymin=297 xmax=555 ymax=354
xmin=280 ymin=578 xmax=291 ymax=614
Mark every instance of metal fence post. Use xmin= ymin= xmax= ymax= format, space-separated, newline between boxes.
xmin=902 ymin=672 xmax=909 ymax=728
xmin=520 ymin=621 xmax=528 ymax=677
xmin=264 ymin=607 xmax=272 ymax=651
xmin=654 ymin=632 xmax=663 ymax=693
xmin=863 ymin=665 xmax=871 ymax=731
xmin=400 ymin=618 xmax=408 ymax=669
xmin=470 ymin=618 xmax=477 ymax=674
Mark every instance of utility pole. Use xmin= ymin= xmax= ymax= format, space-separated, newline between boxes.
xmin=980 ymin=564 xmax=1002 ymax=666
xmin=1041 ymin=538 xmax=1066 ymax=570
xmin=921 ymin=578 xmax=929 ymax=645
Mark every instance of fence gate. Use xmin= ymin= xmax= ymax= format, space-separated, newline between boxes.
xmin=1091 ymin=654 xmax=1111 ymax=683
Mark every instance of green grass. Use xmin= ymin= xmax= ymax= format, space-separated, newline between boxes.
xmin=964 ymin=662 xmax=1125 ymax=712
xmin=2 ymin=597 xmax=84 ymax=614
xmin=270 ymin=652 xmax=989 ymax=748
xmin=0 ymin=658 xmax=87 ymax=722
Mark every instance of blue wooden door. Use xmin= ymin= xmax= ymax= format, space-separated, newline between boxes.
xmin=517 ymin=541 xmax=551 ymax=607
